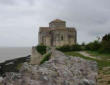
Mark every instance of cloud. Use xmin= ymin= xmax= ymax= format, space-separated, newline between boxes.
xmin=0 ymin=0 xmax=110 ymax=46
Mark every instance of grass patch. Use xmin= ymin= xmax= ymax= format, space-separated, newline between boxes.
xmin=103 ymin=71 xmax=110 ymax=75
xmin=65 ymin=51 xmax=97 ymax=60
xmin=40 ymin=52 xmax=51 ymax=64
xmin=64 ymin=51 xmax=110 ymax=69
xmin=86 ymin=51 xmax=110 ymax=60
xmin=16 ymin=63 xmax=23 ymax=70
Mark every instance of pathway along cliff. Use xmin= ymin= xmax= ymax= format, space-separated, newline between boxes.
xmin=0 ymin=50 xmax=98 ymax=85
xmin=79 ymin=51 xmax=101 ymax=60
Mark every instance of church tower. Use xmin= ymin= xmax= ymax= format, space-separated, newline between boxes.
xmin=49 ymin=19 xmax=66 ymax=29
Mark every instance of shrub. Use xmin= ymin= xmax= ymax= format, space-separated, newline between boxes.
xmin=71 ymin=44 xmax=82 ymax=51
xmin=81 ymin=42 xmax=86 ymax=50
xmin=99 ymin=34 xmax=110 ymax=54
xmin=84 ymin=34 xmax=110 ymax=54
xmin=56 ymin=44 xmax=82 ymax=52
xmin=85 ymin=40 xmax=101 ymax=51
xmin=35 ymin=45 xmax=47 ymax=55
xmin=56 ymin=45 xmax=71 ymax=52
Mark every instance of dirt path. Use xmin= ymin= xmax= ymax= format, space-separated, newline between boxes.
xmin=79 ymin=51 xmax=101 ymax=60
xmin=79 ymin=51 xmax=110 ymax=85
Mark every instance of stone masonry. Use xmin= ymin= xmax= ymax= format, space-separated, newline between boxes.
xmin=39 ymin=19 xmax=77 ymax=47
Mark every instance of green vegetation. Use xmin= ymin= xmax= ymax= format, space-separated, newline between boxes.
xmin=85 ymin=40 xmax=101 ymax=51
xmin=16 ymin=63 xmax=23 ymax=70
xmin=108 ymin=81 xmax=110 ymax=84
xmin=56 ymin=44 xmax=82 ymax=52
xmin=99 ymin=34 xmax=110 ymax=53
xmin=86 ymin=51 xmax=110 ymax=60
xmin=103 ymin=70 xmax=110 ymax=75
xmin=65 ymin=51 xmax=84 ymax=57
xmin=56 ymin=33 xmax=110 ymax=54
xmin=35 ymin=45 xmax=47 ymax=55
xmin=40 ymin=52 xmax=51 ymax=64
xmin=64 ymin=51 xmax=110 ymax=69
xmin=85 ymin=33 xmax=110 ymax=54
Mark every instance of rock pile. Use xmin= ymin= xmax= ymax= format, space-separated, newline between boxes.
xmin=1 ymin=50 xmax=98 ymax=85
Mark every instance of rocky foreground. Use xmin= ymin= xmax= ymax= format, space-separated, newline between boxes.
xmin=0 ymin=50 xmax=98 ymax=85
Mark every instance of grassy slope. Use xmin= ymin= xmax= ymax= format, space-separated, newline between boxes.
xmin=86 ymin=51 xmax=110 ymax=60
xmin=64 ymin=51 xmax=110 ymax=69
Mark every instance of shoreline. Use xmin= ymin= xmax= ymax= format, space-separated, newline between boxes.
xmin=0 ymin=55 xmax=30 ymax=76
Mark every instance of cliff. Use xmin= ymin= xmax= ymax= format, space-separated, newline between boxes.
xmin=1 ymin=50 xmax=98 ymax=85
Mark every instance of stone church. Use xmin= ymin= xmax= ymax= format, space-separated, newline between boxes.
xmin=38 ymin=19 xmax=77 ymax=47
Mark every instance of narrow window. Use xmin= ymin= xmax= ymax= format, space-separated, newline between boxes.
xmin=61 ymin=36 xmax=63 ymax=40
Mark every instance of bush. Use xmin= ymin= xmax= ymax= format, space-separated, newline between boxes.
xmin=99 ymin=41 xmax=110 ymax=53
xmin=99 ymin=34 xmax=110 ymax=54
xmin=85 ymin=40 xmax=101 ymax=51
xmin=56 ymin=45 xmax=71 ymax=52
xmin=35 ymin=45 xmax=47 ymax=55
xmin=56 ymin=44 xmax=82 ymax=52
xmin=81 ymin=42 xmax=86 ymax=50
xmin=71 ymin=44 xmax=82 ymax=51
xmin=84 ymin=34 xmax=110 ymax=54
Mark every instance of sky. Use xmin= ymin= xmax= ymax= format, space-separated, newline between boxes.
xmin=0 ymin=0 xmax=110 ymax=47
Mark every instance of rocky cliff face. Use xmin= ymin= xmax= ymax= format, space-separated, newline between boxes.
xmin=1 ymin=50 xmax=98 ymax=85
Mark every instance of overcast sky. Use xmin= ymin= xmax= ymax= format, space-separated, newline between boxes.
xmin=0 ymin=0 xmax=110 ymax=47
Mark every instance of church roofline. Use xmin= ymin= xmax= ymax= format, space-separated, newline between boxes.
xmin=49 ymin=19 xmax=65 ymax=24
xmin=39 ymin=27 xmax=76 ymax=32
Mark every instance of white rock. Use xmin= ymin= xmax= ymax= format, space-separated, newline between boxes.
xmin=1 ymin=50 xmax=98 ymax=85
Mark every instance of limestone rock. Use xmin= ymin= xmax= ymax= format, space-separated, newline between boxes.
xmin=2 ymin=50 xmax=98 ymax=85
xmin=30 ymin=47 xmax=42 ymax=65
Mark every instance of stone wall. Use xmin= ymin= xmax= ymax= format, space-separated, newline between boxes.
xmin=52 ymin=29 xmax=76 ymax=46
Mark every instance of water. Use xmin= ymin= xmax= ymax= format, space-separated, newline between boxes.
xmin=0 ymin=47 xmax=31 ymax=63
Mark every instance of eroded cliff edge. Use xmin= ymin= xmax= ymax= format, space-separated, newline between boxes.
xmin=1 ymin=50 xmax=98 ymax=85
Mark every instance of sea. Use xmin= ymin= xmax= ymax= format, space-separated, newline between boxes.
xmin=0 ymin=47 xmax=31 ymax=63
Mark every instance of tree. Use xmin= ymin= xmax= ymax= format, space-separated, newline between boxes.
xmin=99 ymin=33 xmax=110 ymax=53
xmin=85 ymin=40 xmax=101 ymax=51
